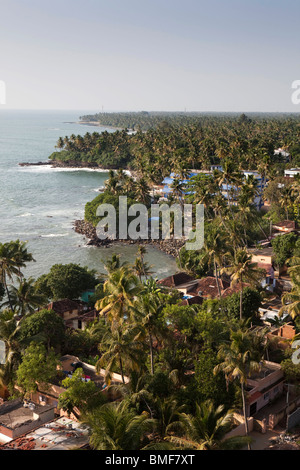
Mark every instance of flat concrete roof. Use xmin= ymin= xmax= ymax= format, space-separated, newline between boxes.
xmin=1 ymin=417 xmax=90 ymax=450
xmin=0 ymin=399 xmax=54 ymax=430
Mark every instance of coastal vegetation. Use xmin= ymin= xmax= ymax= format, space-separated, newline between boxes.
xmin=50 ymin=113 xmax=300 ymax=181
xmin=1 ymin=112 xmax=300 ymax=450
xmin=0 ymin=233 xmax=299 ymax=449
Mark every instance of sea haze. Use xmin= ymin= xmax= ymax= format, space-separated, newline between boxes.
xmin=0 ymin=110 xmax=177 ymax=279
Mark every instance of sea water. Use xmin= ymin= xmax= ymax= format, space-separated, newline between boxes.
xmin=0 ymin=110 xmax=177 ymax=280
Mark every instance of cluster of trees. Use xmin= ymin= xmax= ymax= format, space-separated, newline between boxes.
xmin=0 ymin=235 xmax=299 ymax=449
xmin=50 ymin=113 xmax=300 ymax=184
xmin=57 ymin=249 xmax=299 ymax=450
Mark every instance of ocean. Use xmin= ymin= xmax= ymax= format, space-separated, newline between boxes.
xmin=0 ymin=110 xmax=177 ymax=280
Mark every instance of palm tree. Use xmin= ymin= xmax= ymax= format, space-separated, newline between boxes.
xmin=169 ymin=400 xmax=251 ymax=450
xmin=214 ymin=329 xmax=262 ymax=449
xmin=132 ymin=253 xmax=153 ymax=281
xmin=103 ymin=253 xmax=128 ymax=275
xmin=0 ymin=310 xmax=24 ymax=389
xmin=2 ymin=277 xmax=46 ymax=316
xmin=170 ymin=178 xmax=186 ymax=209
xmin=280 ymin=275 xmax=300 ymax=320
xmin=202 ymin=225 xmax=228 ymax=298
xmin=0 ymin=241 xmax=32 ymax=309
xmin=95 ymin=266 xmax=141 ymax=325
xmin=213 ymin=159 xmax=242 ymax=208
xmin=152 ymin=396 xmax=185 ymax=439
xmin=222 ymin=248 xmax=264 ymax=320
xmin=134 ymin=177 xmax=151 ymax=205
xmin=131 ymin=292 xmax=166 ymax=375
xmin=96 ymin=324 xmax=144 ymax=384
xmin=84 ymin=400 xmax=156 ymax=450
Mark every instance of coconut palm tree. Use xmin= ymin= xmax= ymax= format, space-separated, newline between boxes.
xmin=132 ymin=254 xmax=153 ymax=282
xmin=2 ymin=277 xmax=46 ymax=316
xmin=103 ymin=253 xmax=128 ymax=275
xmin=222 ymin=248 xmax=264 ymax=320
xmin=202 ymin=225 xmax=228 ymax=298
xmin=84 ymin=400 xmax=156 ymax=450
xmin=96 ymin=324 xmax=145 ymax=385
xmin=0 ymin=241 xmax=34 ymax=309
xmin=95 ymin=266 xmax=142 ymax=325
xmin=280 ymin=275 xmax=300 ymax=320
xmin=214 ymin=329 xmax=263 ymax=449
xmin=131 ymin=292 xmax=166 ymax=375
xmin=169 ymin=400 xmax=251 ymax=450
xmin=0 ymin=310 xmax=24 ymax=389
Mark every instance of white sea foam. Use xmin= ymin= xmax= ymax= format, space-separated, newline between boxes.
xmin=40 ymin=233 xmax=69 ymax=238
xmin=17 ymin=165 xmax=131 ymax=175
xmin=16 ymin=212 xmax=34 ymax=218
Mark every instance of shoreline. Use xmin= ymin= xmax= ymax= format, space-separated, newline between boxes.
xmin=73 ymin=219 xmax=184 ymax=258
xmin=18 ymin=161 xmax=132 ymax=174
xmin=77 ymin=120 xmax=124 ymax=131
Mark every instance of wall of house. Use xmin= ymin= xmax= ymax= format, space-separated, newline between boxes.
xmin=30 ymin=384 xmax=65 ymax=413
xmin=251 ymin=382 xmax=284 ymax=415
xmin=63 ymin=309 xmax=79 ymax=320
xmin=224 ymin=413 xmax=254 ymax=439
xmin=0 ymin=425 xmax=13 ymax=443
xmin=0 ymin=407 xmax=55 ymax=442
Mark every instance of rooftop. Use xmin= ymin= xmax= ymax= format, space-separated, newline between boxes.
xmin=48 ymin=299 xmax=81 ymax=315
xmin=0 ymin=417 xmax=89 ymax=450
xmin=0 ymin=399 xmax=55 ymax=431
xmin=157 ymin=272 xmax=195 ymax=288
xmin=248 ymin=247 xmax=274 ymax=257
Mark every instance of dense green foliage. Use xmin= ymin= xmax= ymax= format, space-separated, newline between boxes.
xmin=51 ymin=113 xmax=300 ymax=182
xmin=36 ymin=263 xmax=98 ymax=300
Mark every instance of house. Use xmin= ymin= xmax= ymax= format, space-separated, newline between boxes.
xmin=0 ymin=416 xmax=89 ymax=450
xmin=247 ymin=246 xmax=279 ymax=288
xmin=188 ymin=276 xmax=230 ymax=299
xmin=259 ymin=307 xmax=289 ymax=326
xmin=48 ymin=299 xmax=82 ymax=322
xmin=65 ymin=309 xmax=99 ymax=330
xmin=179 ymin=294 xmax=203 ymax=306
xmin=48 ymin=299 xmax=96 ymax=328
xmin=28 ymin=354 xmax=128 ymax=416
xmin=157 ymin=272 xmax=195 ymax=289
xmin=267 ymin=323 xmax=296 ymax=350
xmin=272 ymin=220 xmax=298 ymax=234
xmin=284 ymin=168 xmax=300 ymax=178
xmin=274 ymin=148 xmax=290 ymax=162
xmin=0 ymin=399 xmax=55 ymax=444
xmin=246 ymin=361 xmax=285 ymax=417
xmin=161 ymin=170 xmax=212 ymax=198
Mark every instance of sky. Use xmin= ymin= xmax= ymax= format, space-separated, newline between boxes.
xmin=0 ymin=0 xmax=300 ymax=112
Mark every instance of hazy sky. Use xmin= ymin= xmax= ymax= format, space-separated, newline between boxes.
xmin=0 ymin=0 xmax=300 ymax=112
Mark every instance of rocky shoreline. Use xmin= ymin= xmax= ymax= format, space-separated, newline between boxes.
xmin=19 ymin=160 xmax=103 ymax=169
xmin=73 ymin=219 xmax=185 ymax=258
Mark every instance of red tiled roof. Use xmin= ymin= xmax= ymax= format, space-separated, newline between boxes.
xmin=157 ymin=272 xmax=195 ymax=288
xmin=221 ymin=283 xmax=250 ymax=298
xmin=194 ymin=276 xmax=230 ymax=298
xmin=273 ymin=220 xmax=297 ymax=230
xmin=180 ymin=295 xmax=203 ymax=306
xmin=48 ymin=299 xmax=81 ymax=315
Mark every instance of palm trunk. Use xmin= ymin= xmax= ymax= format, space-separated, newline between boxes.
xmin=119 ymin=355 xmax=125 ymax=384
xmin=149 ymin=331 xmax=154 ymax=375
xmin=214 ymin=259 xmax=222 ymax=299
xmin=3 ymin=273 xmax=13 ymax=311
xmin=240 ymin=276 xmax=243 ymax=321
xmin=241 ymin=382 xmax=251 ymax=450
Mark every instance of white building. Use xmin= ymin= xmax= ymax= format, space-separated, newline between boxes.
xmin=274 ymin=148 xmax=290 ymax=162
xmin=284 ymin=168 xmax=300 ymax=178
